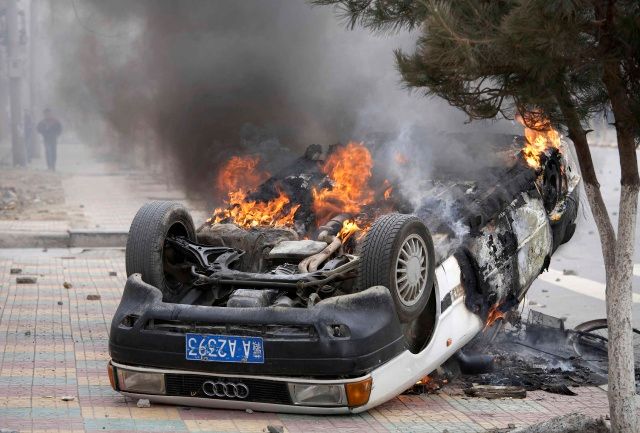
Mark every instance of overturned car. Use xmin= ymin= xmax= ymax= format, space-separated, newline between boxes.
xmin=108 ymin=130 xmax=580 ymax=413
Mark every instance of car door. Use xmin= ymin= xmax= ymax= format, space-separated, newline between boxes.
xmin=466 ymin=190 xmax=552 ymax=310
xmin=507 ymin=191 xmax=553 ymax=298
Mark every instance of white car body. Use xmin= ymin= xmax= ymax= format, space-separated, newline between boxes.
xmin=110 ymin=142 xmax=580 ymax=414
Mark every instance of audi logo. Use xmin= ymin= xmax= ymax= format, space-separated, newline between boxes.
xmin=202 ymin=380 xmax=250 ymax=399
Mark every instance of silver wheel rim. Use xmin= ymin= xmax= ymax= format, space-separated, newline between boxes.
xmin=395 ymin=234 xmax=428 ymax=307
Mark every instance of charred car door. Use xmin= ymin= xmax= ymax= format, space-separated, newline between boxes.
xmin=466 ymin=191 xmax=552 ymax=314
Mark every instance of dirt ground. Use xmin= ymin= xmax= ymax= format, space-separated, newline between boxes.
xmin=0 ymin=168 xmax=70 ymax=221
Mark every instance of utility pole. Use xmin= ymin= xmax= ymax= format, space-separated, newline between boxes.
xmin=27 ymin=0 xmax=39 ymax=158
xmin=0 ymin=24 xmax=8 ymax=149
xmin=28 ymin=0 xmax=35 ymax=112
xmin=7 ymin=0 xmax=25 ymax=166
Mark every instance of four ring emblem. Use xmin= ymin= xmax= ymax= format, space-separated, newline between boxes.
xmin=202 ymin=380 xmax=250 ymax=399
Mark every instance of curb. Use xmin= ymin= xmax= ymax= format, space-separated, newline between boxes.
xmin=0 ymin=229 xmax=128 ymax=248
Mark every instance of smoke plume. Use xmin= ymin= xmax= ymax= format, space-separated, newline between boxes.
xmin=43 ymin=0 xmax=517 ymax=202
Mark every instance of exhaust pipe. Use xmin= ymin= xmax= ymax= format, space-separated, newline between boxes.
xmin=454 ymin=350 xmax=495 ymax=375
xmin=317 ymin=213 xmax=351 ymax=237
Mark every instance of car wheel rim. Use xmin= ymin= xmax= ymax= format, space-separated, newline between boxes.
xmin=395 ymin=234 xmax=428 ymax=307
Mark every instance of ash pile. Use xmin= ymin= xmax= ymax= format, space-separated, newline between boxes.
xmin=458 ymin=311 xmax=608 ymax=396
xmin=416 ymin=310 xmax=640 ymax=398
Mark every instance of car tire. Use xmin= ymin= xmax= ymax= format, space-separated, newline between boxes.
xmin=358 ymin=213 xmax=436 ymax=323
xmin=126 ymin=201 xmax=196 ymax=302
xmin=562 ymin=222 xmax=577 ymax=243
xmin=550 ymin=187 xmax=579 ymax=251
xmin=541 ymin=154 xmax=563 ymax=213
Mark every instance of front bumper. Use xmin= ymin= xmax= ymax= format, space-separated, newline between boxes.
xmin=109 ymin=275 xmax=407 ymax=377
xmin=109 ymin=285 xmax=487 ymax=414
xmin=109 ymin=361 xmax=373 ymax=414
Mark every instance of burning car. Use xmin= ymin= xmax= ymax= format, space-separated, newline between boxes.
xmin=108 ymin=124 xmax=581 ymax=413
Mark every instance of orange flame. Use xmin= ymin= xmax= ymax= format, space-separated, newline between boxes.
xmin=413 ymin=375 xmax=447 ymax=393
xmin=517 ymin=114 xmax=561 ymax=170
xmin=211 ymin=143 xmax=382 ymax=233
xmin=313 ymin=142 xmax=375 ymax=224
xmin=213 ymin=190 xmax=299 ymax=228
xmin=383 ymin=179 xmax=393 ymax=200
xmin=337 ymin=219 xmax=362 ymax=243
xmin=216 ymin=155 xmax=268 ymax=194
xmin=416 ymin=375 xmax=432 ymax=386
xmin=211 ymin=156 xmax=299 ymax=228
xmin=483 ymin=303 xmax=506 ymax=332
xmin=395 ymin=153 xmax=409 ymax=165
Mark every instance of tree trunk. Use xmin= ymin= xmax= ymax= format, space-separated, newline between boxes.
xmin=555 ymin=82 xmax=639 ymax=431
xmin=602 ymin=61 xmax=640 ymax=433
xmin=554 ymin=87 xmax=616 ymax=272
xmin=608 ymin=184 xmax=639 ymax=433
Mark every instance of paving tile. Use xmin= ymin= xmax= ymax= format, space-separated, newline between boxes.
xmin=0 ymin=251 xmax=622 ymax=433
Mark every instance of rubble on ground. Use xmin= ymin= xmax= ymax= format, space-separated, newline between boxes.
xmin=463 ymin=384 xmax=526 ymax=399
xmin=0 ymin=169 xmax=66 ymax=220
xmin=457 ymin=311 xmax=608 ymax=394
xmin=136 ymin=399 xmax=151 ymax=408
xmin=16 ymin=276 xmax=37 ymax=284
xmin=512 ymin=412 xmax=609 ymax=433
xmin=408 ymin=310 xmax=620 ymax=398
xmin=0 ymin=188 xmax=18 ymax=210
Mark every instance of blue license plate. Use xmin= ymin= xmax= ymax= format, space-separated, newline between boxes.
xmin=185 ymin=333 xmax=264 ymax=363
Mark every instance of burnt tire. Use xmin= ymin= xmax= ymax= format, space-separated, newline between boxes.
xmin=550 ymin=187 xmax=579 ymax=251
xmin=126 ymin=201 xmax=196 ymax=303
xmin=570 ymin=319 xmax=640 ymax=369
xmin=542 ymin=155 xmax=563 ymax=213
xmin=358 ymin=213 xmax=436 ymax=323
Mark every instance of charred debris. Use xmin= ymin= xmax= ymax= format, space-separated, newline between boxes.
xmin=408 ymin=310 xmax=640 ymax=399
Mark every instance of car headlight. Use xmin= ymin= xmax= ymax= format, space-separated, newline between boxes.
xmin=288 ymin=383 xmax=347 ymax=406
xmin=116 ymin=368 xmax=166 ymax=395
xmin=288 ymin=377 xmax=372 ymax=407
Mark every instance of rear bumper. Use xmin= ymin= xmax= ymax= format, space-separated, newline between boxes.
xmin=109 ymin=275 xmax=407 ymax=377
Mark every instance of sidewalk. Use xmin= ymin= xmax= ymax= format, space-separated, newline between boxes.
xmin=0 ymin=143 xmax=208 ymax=248
xmin=0 ymin=249 xmax=615 ymax=433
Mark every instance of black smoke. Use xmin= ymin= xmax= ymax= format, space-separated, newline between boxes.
xmin=44 ymin=0 xmax=517 ymax=200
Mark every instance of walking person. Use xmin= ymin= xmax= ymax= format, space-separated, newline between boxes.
xmin=36 ymin=108 xmax=62 ymax=171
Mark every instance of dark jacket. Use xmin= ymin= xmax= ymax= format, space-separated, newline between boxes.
xmin=37 ymin=118 xmax=63 ymax=145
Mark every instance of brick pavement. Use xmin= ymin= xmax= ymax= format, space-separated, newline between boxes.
xmin=0 ymin=249 xmax=615 ymax=433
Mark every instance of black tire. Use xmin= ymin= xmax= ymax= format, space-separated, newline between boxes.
xmin=562 ymin=222 xmax=577 ymax=243
xmin=126 ymin=201 xmax=196 ymax=302
xmin=561 ymin=188 xmax=580 ymax=244
xmin=570 ymin=319 xmax=640 ymax=373
xmin=541 ymin=155 xmax=563 ymax=213
xmin=358 ymin=213 xmax=436 ymax=323
xmin=454 ymin=248 xmax=483 ymax=315
xmin=550 ymin=187 xmax=579 ymax=251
